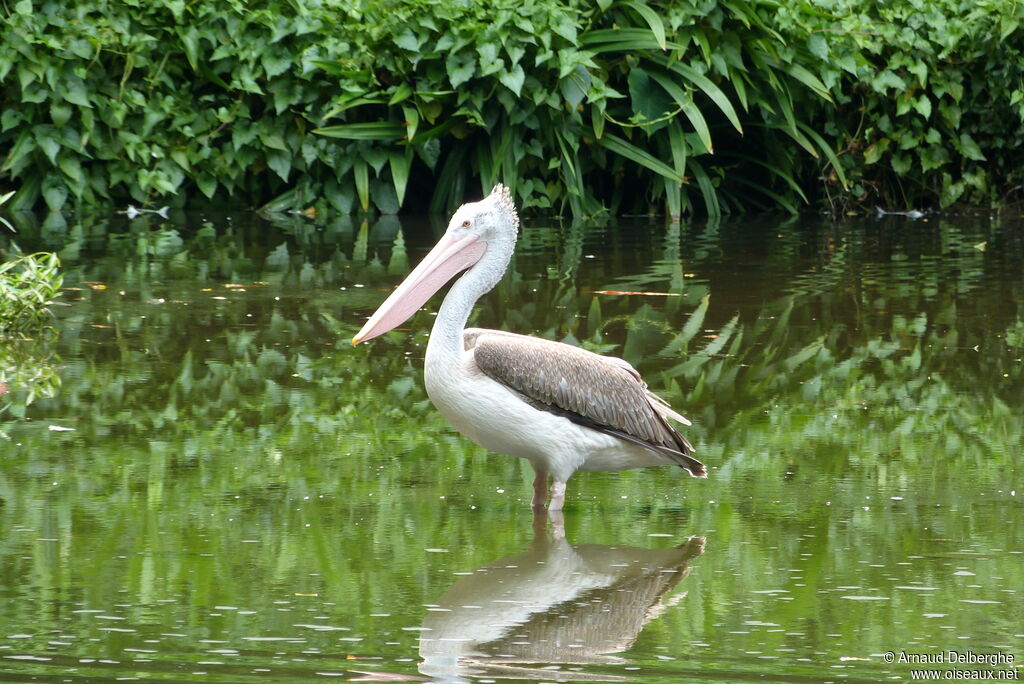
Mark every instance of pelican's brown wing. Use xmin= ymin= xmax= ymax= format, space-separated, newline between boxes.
xmin=465 ymin=329 xmax=705 ymax=478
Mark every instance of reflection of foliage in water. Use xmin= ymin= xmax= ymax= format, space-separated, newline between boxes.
xmin=0 ymin=213 xmax=1021 ymax=680
xmin=0 ymin=249 xmax=63 ymax=414
xmin=4 ymin=212 xmax=1021 ymax=492
xmin=0 ymin=333 xmax=61 ymax=417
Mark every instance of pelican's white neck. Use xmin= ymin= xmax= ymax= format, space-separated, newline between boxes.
xmin=426 ymin=239 xmax=513 ymax=363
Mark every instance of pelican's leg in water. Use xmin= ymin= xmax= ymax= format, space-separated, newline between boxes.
xmin=548 ymin=480 xmax=567 ymax=512
xmin=531 ymin=469 xmax=549 ymax=510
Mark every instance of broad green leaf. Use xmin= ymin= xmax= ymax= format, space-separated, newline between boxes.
xmin=50 ymin=102 xmax=72 ymax=127
xmin=1000 ymin=15 xmax=1019 ymax=40
xmin=920 ymin=144 xmax=950 ymax=173
xmin=1 ymin=108 xmax=21 ymax=133
xmin=797 ymin=122 xmax=848 ymax=188
xmin=266 ymin=149 xmax=291 ymax=181
xmin=354 ymin=158 xmax=369 ymax=211
xmin=498 ymin=63 xmax=525 ymax=96
xmin=580 ymin=28 xmax=685 ymax=52
xmin=401 ymin=104 xmax=419 ymax=140
xmin=58 ymin=154 xmax=84 ymax=186
xmin=597 ymin=133 xmax=682 ymax=182
xmin=907 ymin=60 xmax=928 ymax=87
xmin=591 ymin=104 xmax=605 ymax=139
xmin=623 ymin=1 xmax=666 ymax=50
xmin=196 ymin=174 xmax=216 ymax=199
xmin=178 ymin=27 xmax=199 ymax=70
xmin=259 ymin=128 xmax=288 ymax=151
xmin=261 ymin=49 xmax=291 ymax=78
xmin=958 ymin=133 xmax=986 ymax=161
xmin=363 ymin=147 xmax=388 ymax=174
xmin=808 ymin=33 xmax=829 ymax=60
xmin=415 ymin=137 xmax=441 ymax=170
xmin=783 ymin=63 xmax=832 ymax=102
xmin=389 ymin=150 xmax=413 ymax=207
xmin=61 ymin=77 xmax=91 ymax=108
xmin=35 ymin=130 xmax=60 ymax=165
xmin=8 ymin=172 xmax=41 ymax=211
xmin=863 ymin=138 xmax=891 ymax=165
xmin=2 ymin=130 xmax=34 ymax=172
xmin=891 ymin=153 xmax=912 ymax=175
xmin=370 ymin=178 xmax=399 ymax=214
xmin=647 ymin=70 xmax=712 ymax=153
xmin=170 ymin=148 xmax=190 ymax=171
xmin=914 ymin=95 xmax=932 ymax=119
xmin=663 ymin=176 xmax=682 ymax=218
xmin=679 ymin=100 xmax=712 ymax=154
xmin=940 ymin=173 xmax=965 ymax=207
xmin=313 ymin=122 xmax=405 ymax=140
xmin=667 ymin=119 xmax=687 ymax=176
xmin=388 ymin=82 xmax=413 ymax=106
xmin=394 ymin=29 xmax=421 ymax=52
xmin=871 ymin=70 xmax=907 ymax=93
xmin=320 ymin=96 xmax=389 ymax=122
xmin=323 ymin=177 xmax=354 ymax=213
xmin=477 ymin=42 xmax=501 ymax=75
xmin=446 ymin=52 xmax=476 ymax=88
xmin=627 ymin=67 xmax=674 ymax=125
xmin=667 ymin=62 xmax=742 ymax=134
xmin=688 ymin=159 xmax=720 ymax=218
xmin=41 ymin=175 xmax=68 ymax=211
xmin=560 ymin=64 xmax=591 ymax=108
xmin=939 ymin=101 xmax=962 ymax=129
xmin=550 ymin=12 xmax=578 ymax=43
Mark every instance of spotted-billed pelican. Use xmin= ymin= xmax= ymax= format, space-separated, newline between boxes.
xmin=353 ymin=185 xmax=705 ymax=510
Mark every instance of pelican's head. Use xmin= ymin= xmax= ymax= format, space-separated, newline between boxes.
xmin=447 ymin=182 xmax=519 ymax=243
xmin=353 ymin=184 xmax=520 ymax=345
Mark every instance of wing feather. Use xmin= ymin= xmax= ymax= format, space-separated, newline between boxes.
xmin=465 ymin=329 xmax=705 ymax=477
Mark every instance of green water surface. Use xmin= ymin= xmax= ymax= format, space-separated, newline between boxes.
xmin=1 ymin=213 xmax=1021 ymax=682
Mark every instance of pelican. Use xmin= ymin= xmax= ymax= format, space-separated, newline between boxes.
xmin=353 ymin=184 xmax=706 ymax=510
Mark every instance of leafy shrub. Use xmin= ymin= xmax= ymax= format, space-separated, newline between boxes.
xmin=316 ymin=0 xmax=842 ymax=217
xmin=4 ymin=0 xmax=1017 ymax=216
xmin=0 ymin=0 xmax=840 ymax=217
xmin=1 ymin=0 xmax=344 ymax=212
xmin=776 ymin=0 xmax=1024 ymax=210
xmin=0 ymin=250 xmax=62 ymax=333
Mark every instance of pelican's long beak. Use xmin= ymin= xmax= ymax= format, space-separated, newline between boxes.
xmin=353 ymin=231 xmax=487 ymax=345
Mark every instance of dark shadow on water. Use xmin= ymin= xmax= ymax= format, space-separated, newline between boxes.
xmin=417 ymin=511 xmax=705 ymax=682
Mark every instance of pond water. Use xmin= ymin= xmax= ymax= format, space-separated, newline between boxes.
xmin=1 ymin=211 xmax=1022 ymax=683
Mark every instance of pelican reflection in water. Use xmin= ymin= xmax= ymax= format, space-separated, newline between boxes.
xmin=418 ymin=519 xmax=705 ymax=681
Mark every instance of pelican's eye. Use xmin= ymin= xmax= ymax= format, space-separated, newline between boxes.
xmin=461 ymin=220 xmax=471 ymax=228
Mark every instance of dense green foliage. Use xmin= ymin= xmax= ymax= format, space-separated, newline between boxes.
xmin=0 ymin=248 xmax=62 ymax=410
xmin=0 ymin=0 xmax=1021 ymax=216
xmin=776 ymin=0 xmax=1024 ymax=210
xmin=0 ymin=249 xmax=61 ymax=333
xmin=0 ymin=0 xmax=833 ymax=217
